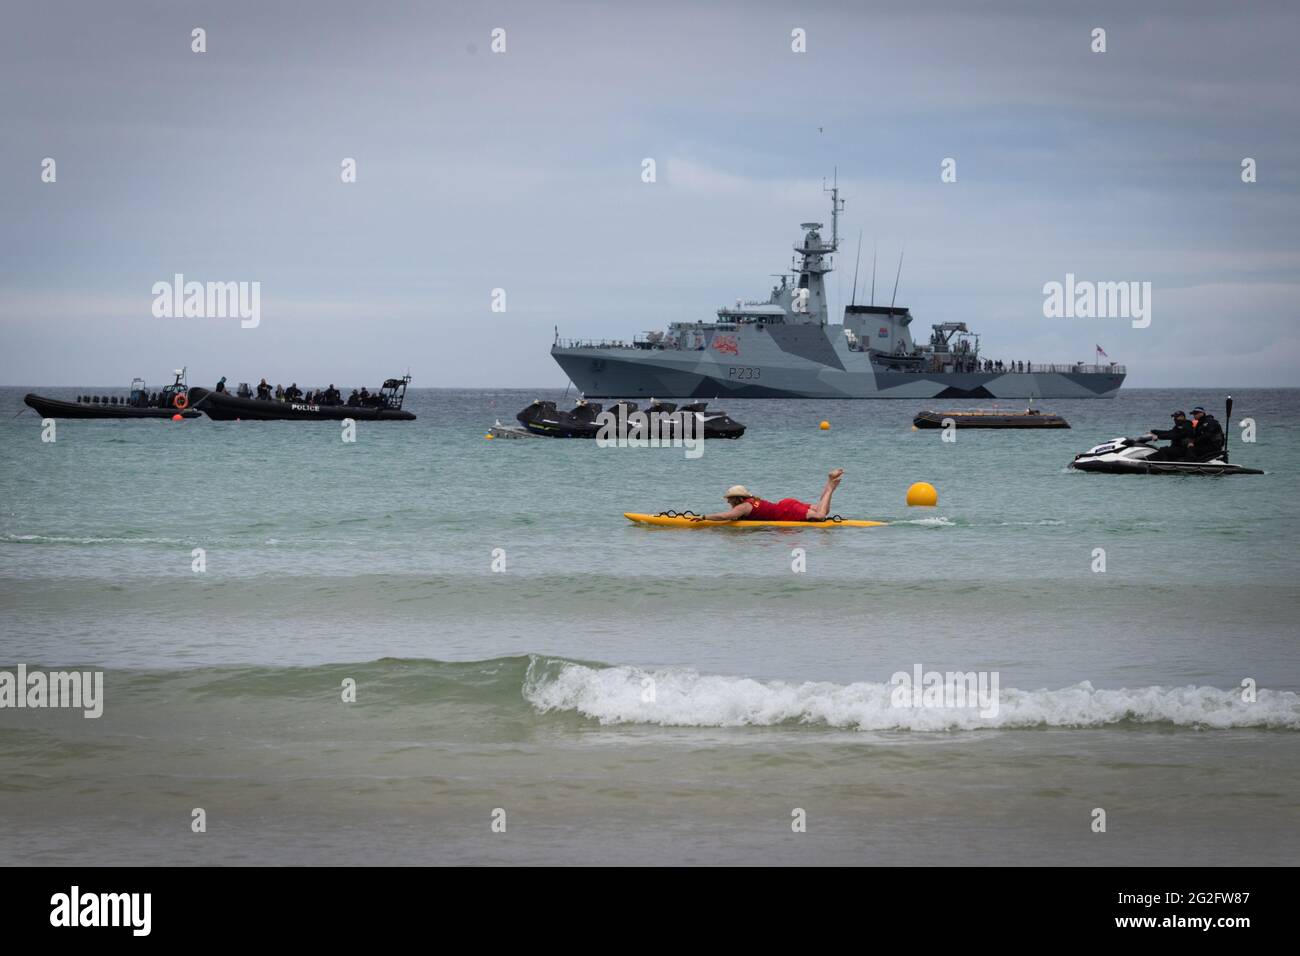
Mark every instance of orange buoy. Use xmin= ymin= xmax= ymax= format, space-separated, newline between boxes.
xmin=171 ymin=413 xmax=183 ymax=421
xmin=906 ymin=482 xmax=938 ymax=507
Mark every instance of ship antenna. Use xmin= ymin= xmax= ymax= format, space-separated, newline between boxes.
xmin=850 ymin=229 xmax=863 ymax=306
xmin=890 ymin=246 xmax=905 ymax=315
xmin=1224 ymin=395 xmax=1233 ymax=464
xmin=870 ymin=241 xmax=877 ymax=306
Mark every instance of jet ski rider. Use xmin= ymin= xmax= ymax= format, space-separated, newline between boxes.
xmin=695 ymin=468 xmax=845 ymax=522
xmin=1189 ymin=406 xmax=1225 ymax=460
xmin=1143 ymin=410 xmax=1194 ymax=461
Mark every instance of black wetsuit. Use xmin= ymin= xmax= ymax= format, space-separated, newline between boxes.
xmin=1190 ymin=415 xmax=1225 ymax=461
xmin=1149 ymin=419 xmax=1194 ymax=460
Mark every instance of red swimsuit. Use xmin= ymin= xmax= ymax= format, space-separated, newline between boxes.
xmin=745 ymin=497 xmax=813 ymax=521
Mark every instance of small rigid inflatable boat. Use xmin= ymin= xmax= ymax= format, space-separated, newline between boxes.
xmin=23 ymin=394 xmax=200 ymax=419
xmin=24 ymin=368 xmax=200 ymax=419
xmin=913 ymin=408 xmax=1069 ymax=429
xmin=187 ymin=376 xmax=415 ymax=421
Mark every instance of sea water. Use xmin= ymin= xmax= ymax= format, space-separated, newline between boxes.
xmin=1 ymin=387 xmax=1297 ymax=864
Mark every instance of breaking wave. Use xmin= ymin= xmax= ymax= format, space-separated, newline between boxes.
xmin=522 ymin=657 xmax=1300 ymax=731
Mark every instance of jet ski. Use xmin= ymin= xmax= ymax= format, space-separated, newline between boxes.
xmin=1071 ymin=396 xmax=1261 ymax=475
xmin=515 ymin=398 xmax=745 ymax=439
xmin=657 ymin=401 xmax=746 ymax=439
xmin=1066 ymin=395 xmax=1258 ymax=473
xmin=515 ymin=398 xmax=615 ymax=437
xmin=1070 ymin=436 xmax=1261 ymax=475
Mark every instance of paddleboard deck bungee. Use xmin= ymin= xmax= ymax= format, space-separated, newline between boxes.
xmin=624 ymin=512 xmax=886 ymax=529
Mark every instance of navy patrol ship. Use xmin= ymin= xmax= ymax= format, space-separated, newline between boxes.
xmin=551 ymin=185 xmax=1126 ymax=399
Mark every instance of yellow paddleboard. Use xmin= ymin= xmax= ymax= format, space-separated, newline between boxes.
xmin=624 ymin=513 xmax=886 ymax=529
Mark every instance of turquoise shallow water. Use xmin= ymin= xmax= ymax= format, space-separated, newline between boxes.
xmin=1 ymin=386 xmax=1298 ymax=864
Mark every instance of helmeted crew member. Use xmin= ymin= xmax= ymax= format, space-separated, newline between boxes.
xmin=696 ymin=468 xmax=845 ymax=523
xmin=256 ymin=378 xmax=272 ymax=401
xmin=215 ymin=376 xmax=227 ymax=394
xmin=1144 ymin=410 xmax=1194 ymax=461
xmin=1189 ymin=406 xmax=1225 ymax=461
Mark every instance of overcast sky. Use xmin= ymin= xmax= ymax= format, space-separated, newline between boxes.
xmin=2 ymin=0 xmax=1297 ymax=387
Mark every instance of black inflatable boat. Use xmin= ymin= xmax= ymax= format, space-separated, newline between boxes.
xmin=23 ymin=394 xmax=200 ymax=419
xmin=188 ymin=376 xmax=415 ymax=421
xmin=24 ymin=369 xmax=200 ymax=419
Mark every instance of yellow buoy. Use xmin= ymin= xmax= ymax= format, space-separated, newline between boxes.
xmin=906 ymin=481 xmax=938 ymax=507
xmin=485 ymin=433 xmax=494 ymax=440
xmin=819 ymin=420 xmax=830 ymax=430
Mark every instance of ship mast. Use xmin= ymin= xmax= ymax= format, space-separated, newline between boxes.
xmin=822 ymin=168 xmax=844 ymax=252
xmin=781 ymin=172 xmax=844 ymax=326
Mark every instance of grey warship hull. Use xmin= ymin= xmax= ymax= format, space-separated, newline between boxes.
xmin=552 ymin=340 xmax=1124 ymax=400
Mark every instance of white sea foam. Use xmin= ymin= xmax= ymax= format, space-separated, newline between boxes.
xmin=523 ymin=659 xmax=1300 ymax=731
xmin=0 ymin=533 xmax=191 ymax=546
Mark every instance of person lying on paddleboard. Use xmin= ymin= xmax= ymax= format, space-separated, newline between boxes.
xmin=694 ymin=468 xmax=845 ymax=522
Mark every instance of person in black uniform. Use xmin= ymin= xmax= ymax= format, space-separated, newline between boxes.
xmin=1189 ymin=406 xmax=1225 ymax=461
xmin=1145 ymin=410 xmax=1194 ymax=460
